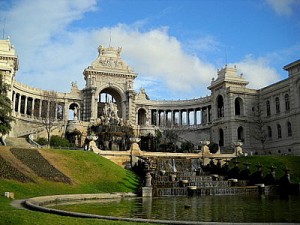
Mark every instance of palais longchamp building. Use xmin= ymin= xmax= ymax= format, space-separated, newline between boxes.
xmin=1 ymin=37 xmax=300 ymax=155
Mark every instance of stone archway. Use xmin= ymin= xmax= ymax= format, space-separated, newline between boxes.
xmin=98 ymin=87 xmax=123 ymax=119
xmin=69 ymin=103 xmax=80 ymax=121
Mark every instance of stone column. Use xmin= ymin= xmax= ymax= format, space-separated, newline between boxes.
xmin=156 ymin=109 xmax=159 ymax=126
xmin=171 ymin=110 xmax=174 ymax=127
xmin=90 ymin=88 xmax=96 ymax=121
xmin=179 ymin=110 xmax=182 ymax=127
xmin=194 ymin=109 xmax=197 ymax=126
xmin=31 ymin=98 xmax=35 ymax=118
xmin=54 ymin=102 xmax=58 ymax=121
xmin=11 ymin=92 xmax=16 ymax=116
xmin=187 ymin=109 xmax=190 ymax=126
xmin=23 ymin=96 xmax=27 ymax=115
xmin=38 ymin=100 xmax=42 ymax=119
xmin=17 ymin=95 xmax=21 ymax=115
xmin=207 ymin=107 xmax=209 ymax=124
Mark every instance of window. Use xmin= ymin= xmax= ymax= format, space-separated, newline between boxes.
xmin=277 ymin=124 xmax=282 ymax=138
xmin=237 ymin=126 xmax=244 ymax=142
xmin=138 ymin=108 xmax=147 ymax=125
xmin=285 ymin=94 xmax=290 ymax=111
xmin=275 ymin=97 xmax=280 ymax=114
xmin=219 ymin=128 xmax=224 ymax=146
xmin=268 ymin=126 xmax=272 ymax=138
xmin=235 ymin=98 xmax=243 ymax=116
xmin=266 ymin=100 xmax=271 ymax=116
xmin=287 ymin=122 xmax=292 ymax=137
xmin=217 ymin=95 xmax=224 ymax=118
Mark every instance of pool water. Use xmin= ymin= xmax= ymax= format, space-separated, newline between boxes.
xmin=52 ymin=195 xmax=300 ymax=223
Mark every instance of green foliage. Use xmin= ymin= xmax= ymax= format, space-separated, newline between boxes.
xmin=180 ymin=140 xmax=194 ymax=153
xmin=0 ymin=75 xmax=14 ymax=135
xmin=50 ymin=135 xmax=70 ymax=147
xmin=35 ymin=137 xmax=48 ymax=146
xmin=208 ymin=142 xmax=219 ymax=153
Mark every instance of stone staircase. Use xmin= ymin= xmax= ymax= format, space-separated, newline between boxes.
xmin=5 ymin=137 xmax=34 ymax=148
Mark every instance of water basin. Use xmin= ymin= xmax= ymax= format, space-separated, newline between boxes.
xmin=50 ymin=195 xmax=300 ymax=223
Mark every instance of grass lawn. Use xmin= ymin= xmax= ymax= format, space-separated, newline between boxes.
xmin=230 ymin=155 xmax=300 ymax=183
xmin=0 ymin=147 xmax=154 ymax=225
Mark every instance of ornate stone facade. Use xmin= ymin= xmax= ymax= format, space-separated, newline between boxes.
xmin=1 ymin=38 xmax=300 ymax=155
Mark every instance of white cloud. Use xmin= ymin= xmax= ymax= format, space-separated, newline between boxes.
xmin=96 ymin=24 xmax=216 ymax=98
xmin=265 ymin=0 xmax=299 ymax=16
xmin=233 ymin=55 xmax=281 ymax=89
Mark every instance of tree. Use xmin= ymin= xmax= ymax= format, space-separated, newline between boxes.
xmin=41 ymin=90 xmax=59 ymax=146
xmin=0 ymin=74 xmax=14 ymax=145
xmin=251 ymin=99 xmax=267 ymax=152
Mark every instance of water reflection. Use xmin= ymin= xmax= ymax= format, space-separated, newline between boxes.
xmin=52 ymin=195 xmax=300 ymax=223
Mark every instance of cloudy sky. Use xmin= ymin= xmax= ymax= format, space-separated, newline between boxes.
xmin=1 ymin=0 xmax=299 ymax=100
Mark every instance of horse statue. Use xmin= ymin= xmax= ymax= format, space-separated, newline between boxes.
xmin=0 ymin=133 xmax=7 ymax=146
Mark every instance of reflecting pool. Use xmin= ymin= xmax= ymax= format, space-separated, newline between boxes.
xmin=52 ymin=195 xmax=300 ymax=223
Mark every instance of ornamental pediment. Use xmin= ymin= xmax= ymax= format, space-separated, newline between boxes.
xmin=89 ymin=45 xmax=136 ymax=76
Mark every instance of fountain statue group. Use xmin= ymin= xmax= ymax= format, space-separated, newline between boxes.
xmin=87 ymin=102 xmax=131 ymax=152
xmin=94 ymin=102 xmax=124 ymax=126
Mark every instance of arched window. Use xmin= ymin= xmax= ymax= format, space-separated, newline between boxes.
xmin=235 ymin=97 xmax=243 ymax=116
xmin=277 ymin=124 xmax=282 ymax=138
xmin=217 ymin=95 xmax=224 ymax=118
xmin=267 ymin=126 xmax=272 ymax=138
xmin=237 ymin=126 xmax=244 ymax=142
xmin=266 ymin=100 xmax=271 ymax=116
xmin=275 ymin=97 xmax=280 ymax=114
xmin=219 ymin=128 xmax=224 ymax=146
xmin=285 ymin=94 xmax=290 ymax=111
xmin=138 ymin=108 xmax=147 ymax=125
xmin=287 ymin=122 xmax=292 ymax=137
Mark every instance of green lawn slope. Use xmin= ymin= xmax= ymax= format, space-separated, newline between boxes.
xmin=0 ymin=147 xmax=145 ymax=225
xmin=230 ymin=155 xmax=300 ymax=183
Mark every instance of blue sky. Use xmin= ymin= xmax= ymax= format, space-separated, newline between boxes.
xmin=1 ymin=0 xmax=299 ymax=100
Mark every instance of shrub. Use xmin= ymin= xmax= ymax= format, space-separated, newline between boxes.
xmin=35 ymin=137 xmax=48 ymax=146
xmin=180 ymin=141 xmax=194 ymax=153
xmin=50 ymin=135 xmax=70 ymax=147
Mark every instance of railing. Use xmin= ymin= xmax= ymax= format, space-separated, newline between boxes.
xmin=28 ymin=134 xmax=42 ymax=148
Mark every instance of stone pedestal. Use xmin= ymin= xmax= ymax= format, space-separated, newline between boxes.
xmin=142 ymin=187 xmax=153 ymax=197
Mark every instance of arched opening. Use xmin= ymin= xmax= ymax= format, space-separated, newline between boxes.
xmin=285 ymin=94 xmax=290 ymax=111
xmin=287 ymin=121 xmax=292 ymax=137
xmin=277 ymin=124 xmax=282 ymax=138
xmin=275 ymin=97 xmax=280 ymax=114
xmin=33 ymin=99 xmax=40 ymax=118
xmin=219 ymin=128 xmax=224 ymax=147
xmin=69 ymin=103 xmax=79 ymax=120
xmin=235 ymin=97 xmax=243 ymax=116
xmin=267 ymin=126 xmax=272 ymax=138
xmin=237 ymin=126 xmax=244 ymax=142
xmin=138 ymin=108 xmax=147 ymax=125
xmin=98 ymin=88 xmax=122 ymax=119
xmin=217 ymin=95 xmax=224 ymax=118
xmin=266 ymin=100 xmax=271 ymax=116
xmin=14 ymin=93 xmax=20 ymax=112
